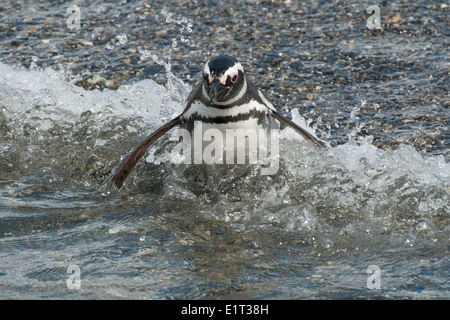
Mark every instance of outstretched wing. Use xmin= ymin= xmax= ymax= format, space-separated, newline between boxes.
xmin=113 ymin=81 xmax=204 ymax=189
xmin=270 ymin=110 xmax=326 ymax=149
xmin=113 ymin=116 xmax=182 ymax=188
xmin=247 ymin=80 xmax=326 ymax=149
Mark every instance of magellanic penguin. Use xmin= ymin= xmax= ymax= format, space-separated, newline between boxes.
xmin=113 ymin=55 xmax=326 ymax=188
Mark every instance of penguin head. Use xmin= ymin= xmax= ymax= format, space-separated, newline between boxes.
xmin=202 ymin=55 xmax=245 ymax=104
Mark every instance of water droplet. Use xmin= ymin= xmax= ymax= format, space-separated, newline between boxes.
xmin=117 ymin=33 xmax=127 ymax=45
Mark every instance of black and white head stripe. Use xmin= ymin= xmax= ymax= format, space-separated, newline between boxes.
xmin=205 ymin=55 xmax=243 ymax=77
xmin=203 ymin=56 xmax=244 ymax=85
xmin=200 ymin=56 xmax=246 ymax=107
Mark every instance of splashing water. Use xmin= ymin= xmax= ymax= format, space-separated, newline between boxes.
xmin=0 ymin=58 xmax=448 ymax=299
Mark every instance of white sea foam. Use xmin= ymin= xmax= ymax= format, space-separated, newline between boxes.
xmin=0 ymin=62 xmax=165 ymax=128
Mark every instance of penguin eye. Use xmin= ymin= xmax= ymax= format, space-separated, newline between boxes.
xmin=230 ymin=74 xmax=238 ymax=84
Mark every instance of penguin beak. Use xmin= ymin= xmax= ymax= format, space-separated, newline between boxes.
xmin=207 ymin=79 xmax=229 ymax=103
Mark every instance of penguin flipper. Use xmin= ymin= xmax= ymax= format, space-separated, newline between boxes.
xmin=270 ymin=110 xmax=326 ymax=149
xmin=113 ymin=116 xmax=182 ymax=188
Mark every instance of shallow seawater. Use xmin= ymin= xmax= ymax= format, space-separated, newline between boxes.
xmin=0 ymin=61 xmax=448 ymax=299
xmin=0 ymin=0 xmax=449 ymax=299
